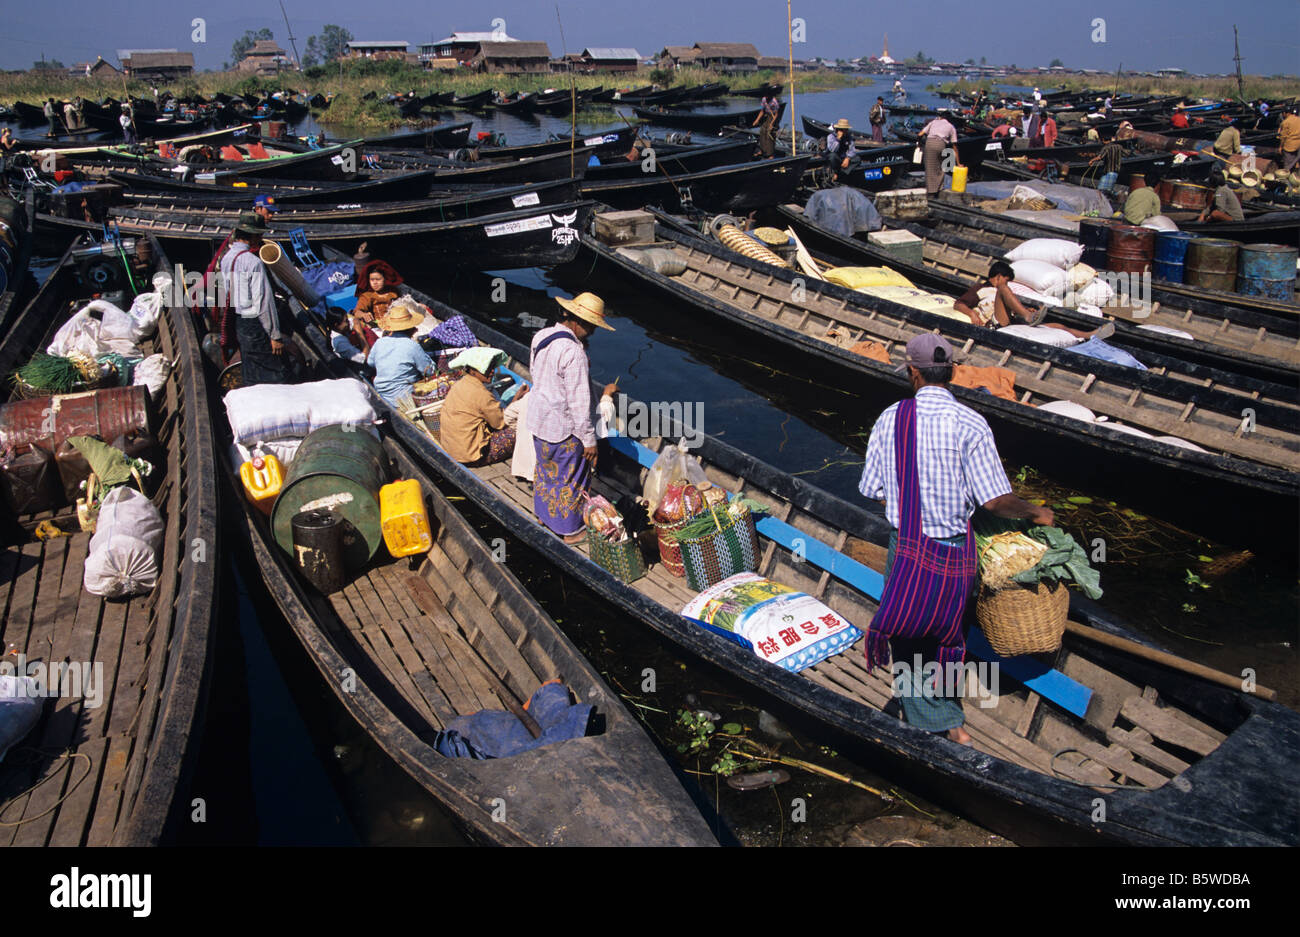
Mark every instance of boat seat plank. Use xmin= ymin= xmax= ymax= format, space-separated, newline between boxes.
xmin=414 ymin=613 xmax=515 ymax=714
xmin=402 ymin=613 xmax=491 ymax=717
xmin=1106 ymin=726 xmax=1192 ymax=775
xmin=966 ymin=629 xmax=1093 ymax=719
xmin=1036 ymin=716 xmax=1168 ymax=788
xmin=1120 ymin=696 xmax=1222 ymax=755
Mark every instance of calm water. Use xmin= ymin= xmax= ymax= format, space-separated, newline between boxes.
xmin=19 ymin=76 xmax=1292 ymax=846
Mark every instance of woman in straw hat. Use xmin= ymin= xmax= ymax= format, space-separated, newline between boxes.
xmin=440 ymin=346 xmax=523 ymax=466
xmin=529 ymin=292 xmax=618 ymax=543
xmin=370 ymin=297 xmax=436 ymax=406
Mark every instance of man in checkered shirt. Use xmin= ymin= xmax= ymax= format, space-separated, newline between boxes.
xmin=860 ymin=334 xmax=1053 ymax=743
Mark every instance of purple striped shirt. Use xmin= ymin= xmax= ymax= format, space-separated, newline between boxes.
xmin=528 ymin=325 xmax=595 ymax=447
xmin=859 ymin=386 xmax=1012 ymax=538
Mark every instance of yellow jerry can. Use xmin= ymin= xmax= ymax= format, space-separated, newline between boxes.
xmin=380 ymin=479 xmax=432 ymax=557
xmin=239 ymin=452 xmax=283 ymax=515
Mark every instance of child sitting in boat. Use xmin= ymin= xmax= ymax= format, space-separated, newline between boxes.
xmin=954 ymin=261 xmax=1114 ymax=341
xmin=354 ymin=259 xmax=404 ymax=337
xmin=439 ymin=347 xmax=526 ymax=466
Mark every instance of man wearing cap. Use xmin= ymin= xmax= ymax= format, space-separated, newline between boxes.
xmin=253 ymin=194 xmax=278 ymax=224
xmin=860 ymin=334 xmax=1053 ymax=744
xmin=219 ymin=211 xmax=289 ymax=384
xmin=529 ymin=292 xmax=618 ymax=544
xmin=825 ymin=119 xmax=859 ymax=183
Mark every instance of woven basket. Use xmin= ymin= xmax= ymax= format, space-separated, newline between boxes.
xmin=975 ymin=580 xmax=1069 ymax=657
xmin=587 ymin=527 xmax=646 ymax=584
xmin=674 ymin=503 xmax=760 ymax=592
xmin=653 ymin=514 xmax=694 ymax=577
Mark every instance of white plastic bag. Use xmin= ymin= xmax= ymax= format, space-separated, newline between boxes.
xmin=999 ymin=324 xmax=1081 ymax=347
xmin=83 ymin=487 xmax=165 ymax=598
xmin=594 ymin=394 xmax=621 ymax=439
xmin=1074 ymin=278 xmax=1115 ymax=307
xmin=127 ymin=289 xmax=164 ymax=341
xmin=47 ymin=301 xmax=142 ymax=359
xmin=1004 ymin=238 xmax=1083 ymax=269
xmin=132 ymin=354 xmax=171 ymax=402
xmin=642 ymin=443 xmax=687 ymax=514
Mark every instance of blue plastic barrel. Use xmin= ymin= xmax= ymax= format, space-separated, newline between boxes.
xmin=1237 ymin=244 xmax=1298 ymax=302
xmin=1153 ymin=231 xmax=1196 ymax=284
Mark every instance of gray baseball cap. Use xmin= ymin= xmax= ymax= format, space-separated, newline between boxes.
xmin=896 ymin=333 xmax=959 ymax=372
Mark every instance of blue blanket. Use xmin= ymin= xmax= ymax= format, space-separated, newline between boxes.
xmin=436 ymin=682 xmax=593 ymax=759
xmin=1063 ymin=338 xmax=1148 ymax=370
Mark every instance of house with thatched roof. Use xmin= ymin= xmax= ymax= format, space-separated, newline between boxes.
xmin=692 ymin=42 xmax=760 ymax=73
xmin=578 ymin=48 xmax=641 ymax=73
xmin=239 ymin=40 xmax=292 ymax=75
xmin=117 ymin=50 xmax=194 ymax=81
xmin=657 ymin=45 xmax=701 ymax=68
xmin=472 ymin=41 xmax=551 ymax=73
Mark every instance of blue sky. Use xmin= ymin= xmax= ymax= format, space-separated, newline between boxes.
xmin=4 ymin=0 xmax=1296 ymax=75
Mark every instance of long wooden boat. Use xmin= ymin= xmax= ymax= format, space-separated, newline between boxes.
xmin=449 ymin=90 xmax=496 ymax=110
xmin=37 ymin=200 xmax=597 ymax=270
xmin=429 ymin=125 xmax=641 ymax=164
xmin=491 ymin=92 xmax=538 ymax=116
xmin=908 ymin=200 xmax=1300 ymax=319
xmin=203 ymin=366 xmax=715 ymax=846
xmin=374 ymin=149 xmax=590 ymax=186
xmin=72 ymin=140 xmax=367 ymax=184
xmin=110 ymin=179 xmax=580 ymax=227
xmin=0 ymin=233 xmax=219 ymax=845
xmin=585 ymin=138 xmax=756 ymax=181
xmin=580 ymin=154 xmax=811 ymax=213
xmin=577 ymin=219 xmax=1300 ymax=549
xmin=360 ymin=122 xmax=475 ymax=149
xmin=105 ymin=167 xmax=438 ymax=204
xmin=631 ymin=103 xmax=786 ymax=134
xmin=282 ymin=246 xmax=1300 ymax=846
xmin=768 ymin=204 xmax=1300 ymax=384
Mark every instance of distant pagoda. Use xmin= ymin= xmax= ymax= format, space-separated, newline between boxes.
xmin=879 ymin=34 xmax=894 ymax=65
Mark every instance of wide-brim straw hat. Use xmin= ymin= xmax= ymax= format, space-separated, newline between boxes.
xmin=833 ymin=118 xmax=852 ymax=130
xmin=380 ymin=300 xmax=426 ymax=332
xmin=555 ymin=292 xmax=615 ymax=331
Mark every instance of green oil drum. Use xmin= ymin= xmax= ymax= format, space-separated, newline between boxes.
xmin=271 ymin=424 xmax=389 ymax=571
xmin=1184 ymin=238 xmax=1240 ymax=292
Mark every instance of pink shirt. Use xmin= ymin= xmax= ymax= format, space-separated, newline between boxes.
xmin=528 ymin=325 xmax=595 ymax=447
xmin=921 ymin=118 xmax=958 ymax=144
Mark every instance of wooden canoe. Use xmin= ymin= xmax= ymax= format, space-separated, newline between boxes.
xmin=36 ymin=200 xmax=597 ymax=270
xmin=284 ymin=249 xmax=1300 ymax=846
xmin=768 ymin=204 xmax=1300 ymax=385
xmin=631 ymin=103 xmax=786 ymax=133
xmin=205 ymin=345 xmax=715 ymax=848
xmin=0 ymin=233 xmax=219 ymax=845
xmin=580 ymin=155 xmax=812 ymax=214
xmin=577 ymin=220 xmax=1300 ymax=549
xmin=104 ymin=168 xmax=440 ymax=204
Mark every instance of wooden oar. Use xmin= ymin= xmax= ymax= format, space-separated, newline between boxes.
xmin=404 ymin=574 xmax=544 ymax=737
xmin=1063 ymin=619 xmax=1277 ymax=701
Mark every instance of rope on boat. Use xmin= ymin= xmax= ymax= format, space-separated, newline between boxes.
xmin=0 ymin=747 xmax=95 ymax=826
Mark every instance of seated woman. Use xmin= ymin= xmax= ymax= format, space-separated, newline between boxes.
xmin=370 ymin=298 xmax=436 ymax=406
xmin=353 ymin=259 xmax=404 ymax=347
xmin=440 ymin=347 xmax=527 ymax=466
xmin=954 ymin=261 xmax=1114 ymax=341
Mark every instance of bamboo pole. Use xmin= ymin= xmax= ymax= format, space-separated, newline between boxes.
xmin=787 ymin=0 xmax=796 ymax=154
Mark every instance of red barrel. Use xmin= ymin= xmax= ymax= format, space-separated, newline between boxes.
xmin=1106 ymin=224 xmax=1156 ymax=275
xmin=1156 ymin=179 xmax=1175 ymax=204
xmin=1169 ymin=181 xmax=1212 ymax=211
xmin=0 ymin=386 xmax=152 ymax=455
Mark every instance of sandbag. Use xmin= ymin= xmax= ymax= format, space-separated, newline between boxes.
xmin=1004 ymin=238 xmax=1083 ymax=269
xmin=824 ymin=266 xmax=914 ymax=289
xmin=1007 ymin=280 xmax=1065 ymax=307
xmin=224 ymin=378 xmax=377 ymax=445
xmin=127 ymin=283 xmax=166 ymax=340
xmin=0 ymin=676 xmax=43 ymax=762
xmin=132 ymin=354 xmax=171 ymax=402
xmin=83 ymin=486 xmax=165 ymax=597
xmin=1068 ymin=262 xmax=1098 ymax=290
xmin=999 ymin=324 xmax=1081 ymax=347
xmin=858 ymin=285 xmax=967 ymax=321
xmin=1073 ymin=277 xmax=1115 ymax=306
xmin=1010 ymin=260 xmax=1069 ymax=297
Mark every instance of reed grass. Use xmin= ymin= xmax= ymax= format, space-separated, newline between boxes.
xmin=2 ymin=64 xmax=871 ymax=130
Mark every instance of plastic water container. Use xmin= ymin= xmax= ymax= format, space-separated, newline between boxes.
xmin=951 ymin=165 xmax=968 ymax=194
xmin=239 ymin=452 xmax=283 ymax=515
xmin=379 ymin=479 xmax=432 ymax=558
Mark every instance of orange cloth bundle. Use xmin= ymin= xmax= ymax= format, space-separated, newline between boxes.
xmin=848 ymin=340 xmax=892 ymax=364
xmin=952 ymin=364 xmax=1017 ymax=402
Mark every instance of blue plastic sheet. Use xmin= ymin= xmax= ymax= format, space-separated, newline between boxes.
xmin=1063 ymin=338 xmax=1148 ymax=370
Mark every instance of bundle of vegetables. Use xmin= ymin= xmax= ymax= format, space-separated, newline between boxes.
xmin=973 ymin=510 xmax=1103 ymax=600
xmin=670 ymin=498 xmax=770 ymax=539
xmin=11 ymin=352 xmax=101 ymax=394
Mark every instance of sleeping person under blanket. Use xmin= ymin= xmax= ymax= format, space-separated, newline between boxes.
xmin=953 ymin=261 xmax=1113 ymax=342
